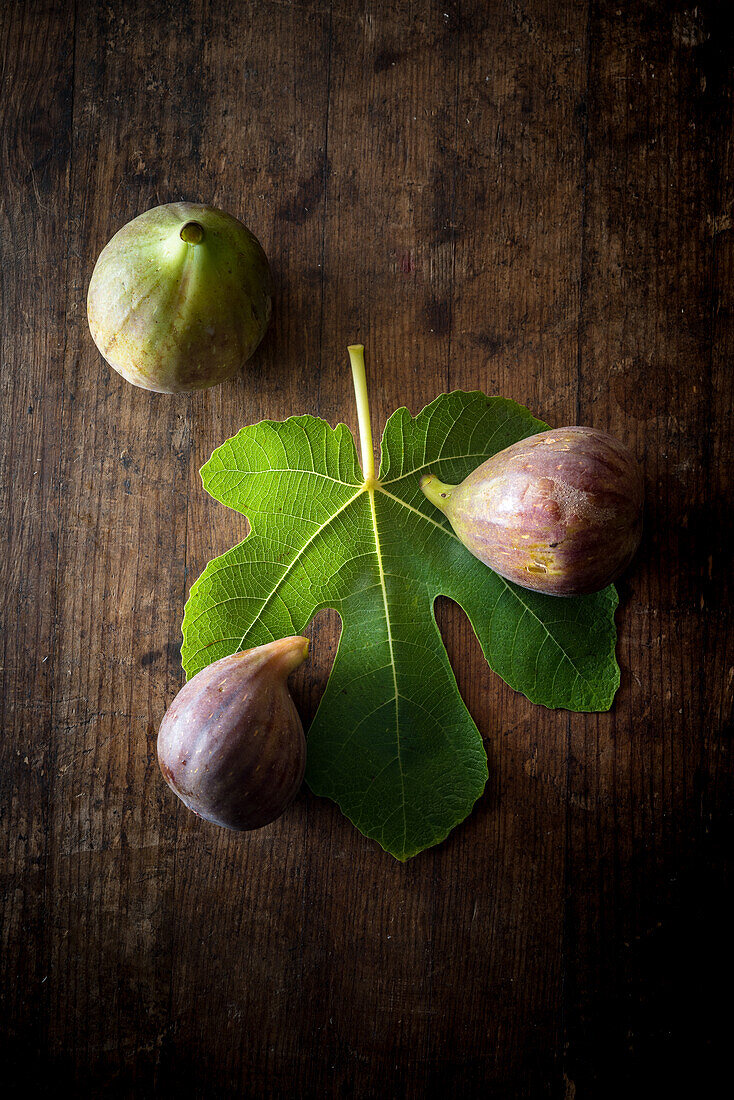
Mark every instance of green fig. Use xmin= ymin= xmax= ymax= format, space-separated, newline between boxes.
xmin=87 ymin=202 xmax=273 ymax=393
xmin=157 ymin=637 xmax=309 ymax=830
xmin=420 ymin=426 xmax=643 ymax=596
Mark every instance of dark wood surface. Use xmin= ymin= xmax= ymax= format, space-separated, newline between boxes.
xmin=2 ymin=1 xmax=732 ymax=1095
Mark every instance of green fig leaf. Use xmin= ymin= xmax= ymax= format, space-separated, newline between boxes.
xmin=182 ymin=391 xmax=619 ymax=860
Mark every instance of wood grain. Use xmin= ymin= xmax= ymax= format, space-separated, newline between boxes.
xmin=0 ymin=0 xmax=74 ymax=1075
xmin=1 ymin=0 xmax=732 ymax=1096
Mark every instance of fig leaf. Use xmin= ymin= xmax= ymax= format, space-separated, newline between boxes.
xmin=182 ymin=373 xmax=619 ymax=859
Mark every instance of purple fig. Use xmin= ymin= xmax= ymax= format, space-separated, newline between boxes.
xmin=157 ymin=636 xmax=309 ymax=830
xmin=420 ymin=426 xmax=643 ymax=596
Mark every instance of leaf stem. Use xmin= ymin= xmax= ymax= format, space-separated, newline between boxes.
xmin=348 ymin=344 xmax=375 ymax=484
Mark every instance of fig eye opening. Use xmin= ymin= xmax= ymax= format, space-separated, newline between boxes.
xmin=180 ymin=221 xmax=204 ymax=245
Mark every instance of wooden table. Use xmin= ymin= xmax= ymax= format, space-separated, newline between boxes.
xmin=2 ymin=1 xmax=732 ymax=1095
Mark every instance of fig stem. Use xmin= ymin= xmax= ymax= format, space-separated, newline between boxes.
xmin=265 ymin=635 xmax=310 ymax=677
xmin=419 ymin=473 xmax=455 ymax=512
xmin=180 ymin=221 xmax=204 ymax=244
xmin=348 ymin=344 xmax=375 ymax=485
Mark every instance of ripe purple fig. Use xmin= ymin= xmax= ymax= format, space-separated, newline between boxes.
xmin=88 ymin=202 xmax=273 ymax=393
xmin=157 ymin=636 xmax=309 ymax=830
xmin=420 ymin=426 xmax=643 ymax=596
